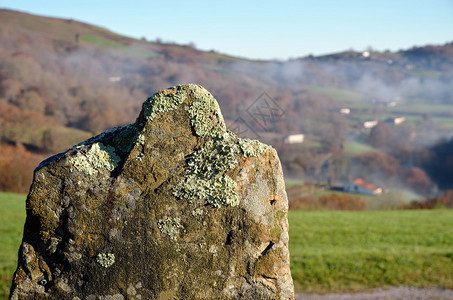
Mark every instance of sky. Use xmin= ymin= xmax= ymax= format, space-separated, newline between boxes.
xmin=1 ymin=0 xmax=453 ymax=60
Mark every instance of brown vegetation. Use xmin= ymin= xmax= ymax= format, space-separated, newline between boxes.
xmin=319 ymin=194 xmax=365 ymax=210
xmin=287 ymin=185 xmax=365 ymax=211
xmin=0 ymin=143 xmax=45 ymax=193
xmin=406 ymin=190 xmax=453 ymax=209
xmin=404 ymin=167 xmax=433 ymax=195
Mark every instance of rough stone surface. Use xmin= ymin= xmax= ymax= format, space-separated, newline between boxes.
xmin=10 ymin=84 xmax=294 ymax=299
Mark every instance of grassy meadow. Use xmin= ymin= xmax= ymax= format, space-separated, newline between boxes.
xmin=289 ymin=210 xmax=453 ymax=293
xmin=0 ymin=193 xmax=25 ymax=298
xmin=1 ymin=193 xmax=452 ymax=299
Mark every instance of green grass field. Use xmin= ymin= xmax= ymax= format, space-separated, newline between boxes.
xmin=343 ymin=141 xmax=377 ymax=157
xmin=289 ymin=210 xmax=453 ymax=293
xmin=0 ymin=193 xmax=25 ymax=299
xmin=1 ymin=193 xmax=452 ymax=298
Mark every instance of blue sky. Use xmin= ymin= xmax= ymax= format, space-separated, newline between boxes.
xmin=1 ymin=0 xmax=452 ymax=60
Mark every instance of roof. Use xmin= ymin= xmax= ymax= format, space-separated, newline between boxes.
xmin=353 ymin=178 xmax=380 ymax=192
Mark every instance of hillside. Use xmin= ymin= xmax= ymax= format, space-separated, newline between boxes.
xmin=0 ymin=8 xmax=452 ymax=196
xmin=0 ymin=9 xmax=133 ymax=44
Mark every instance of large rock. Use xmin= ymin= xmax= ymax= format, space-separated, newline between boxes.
xmin=10 ymin=84 xmax=294 ymax=299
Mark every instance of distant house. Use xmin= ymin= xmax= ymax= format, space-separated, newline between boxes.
xmin=363 ymin=120 xmax=378 ymax=129
xmin=386 ymin=116 xmax=406 ymax=125
xmin=108 ymin=76 xmax=122 ymax=82
xmin=344 ymin=178 xmax=383 ymax=196
xmin=339 ymin=108 xmax=351 ymax=115
xmin=283 ymin=134 xmax=305 ymax=144
xmin=386 ymin=101 xmax=397 ymax=107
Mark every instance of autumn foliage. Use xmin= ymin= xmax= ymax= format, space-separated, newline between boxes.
xmin=404 ymin=167 xmax=433 ymax=194
xmin=407 ymin=190 xmax=453 ymax=209
xmin=319 ymin=194 xmax=365 ymax=210
xmin=0 ymin=143 xmax=45 ymax=193
xmin=287 ymin=185 xmax=365 ymax=211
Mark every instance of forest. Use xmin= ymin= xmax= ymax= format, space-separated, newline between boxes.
xmin=0 ymin=9 xmax=452 ymax=206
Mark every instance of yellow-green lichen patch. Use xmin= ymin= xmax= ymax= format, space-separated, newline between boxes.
xmin=173 ymin=174 xmax=239 ymax=208
xmin=157 ymin=217 xmax=181 ymax=240
xmin=96 ymin=253 xmax=115 ymax=268
xmin=187 ymin=84 xmax=226 ymax=138
xmin=172 ymin=135 xmax=240 ymax=208
xmin=191 ymin=208 xmax=204 ymax=217
xmin=206 ymin=175 xmax=239 ymax=207
xmin=68 ymin=143 xmax=121 ymax=175
xmin=239 ymin=138 xmax=271 ymax=157
xmin=137 ymin=133 xmax=146 ymax=146
xmin=143 ymin=86 xmax=187 ymax=120
xmin=173 ymin=175 xmax=208 ymax=203
xmin=186 ymin=138 xmax=239 ymax=178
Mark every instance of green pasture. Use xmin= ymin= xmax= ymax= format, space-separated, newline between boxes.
xmin=1 ymin=193 xmax=452 ymax=298
xmin=388 ymin=103 xmax=453 ymax=115
xmin=0 ymin=193 xmax=25 ymax=299
xmin=80 ymin=34 xmax=124 ymax=48
xmin=433 ymin=116 xmax=453 ymax=130
xmin=80 ymin=34 xmax=161 ymax=59
xmin=343 ymin=141 xmax=377 ymax=157
xmin=289 ymin=209 xmax=453 ymax=293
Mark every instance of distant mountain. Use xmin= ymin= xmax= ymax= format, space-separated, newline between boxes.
xmin=1 ymin=8 xmax=452 ymax=193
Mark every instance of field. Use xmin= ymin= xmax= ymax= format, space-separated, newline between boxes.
xmin=289 ymin=210 xmax=453 ymax=293
xmin=1 ymin=193 xmax=452 ymax=298
xmin=343 ymin=141 xmax=377 ymax=157
xmin=0 ymin=193 xmax=25 ymax=299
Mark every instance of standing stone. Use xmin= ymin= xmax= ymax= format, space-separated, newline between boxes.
xmin=10 ymin=84 xmax=294 ymax=299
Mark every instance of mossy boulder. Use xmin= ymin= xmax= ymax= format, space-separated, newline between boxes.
xmin=10 ymin=84 xmax=294 ymax=299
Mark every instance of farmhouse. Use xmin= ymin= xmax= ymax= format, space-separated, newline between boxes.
xmin=339 ymin=108 xmax=351 ymax=114
xmin=386 ymin=116 xmax=406 ymax=125
xmin=344 ymin=178 xmax=383 ymax=196
xmin=363 ymin=120 xmax=378 ymax=129
xmin=386 ymin=101 xmax=397 ymax=107
xmin=283 ymin=133 xmax=305 ymax=144
xmin=108 ymin=76 xmax=122 ymax=82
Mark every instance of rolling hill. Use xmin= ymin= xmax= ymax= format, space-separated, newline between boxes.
xmin=1 ymin=8 xmax=452 ymax=195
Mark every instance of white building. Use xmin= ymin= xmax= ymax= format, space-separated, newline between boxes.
xmin=339 ymin=108 xmax=351 ymax=115
xmin=108 ymin=76 xmax=122 ymax=82
xmin=387 ymin=116 xmax=406 ymax=125
xmin=363 ymin=120 xmax=378 ymax=129
xmin=283 ymin=134 xmax=305 ymax=144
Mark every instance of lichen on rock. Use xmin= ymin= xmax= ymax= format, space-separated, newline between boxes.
xmin=187 ymin=84 xmax=226 ymax=138
xmin=172 ymin=134 xmax=240 ymax=207
xmin=239 ymin=138 xmax=271 ymax=157
xmin=173 ymin=173 xmax=239 ymax=208
xmin=68 ymin=142 xmax=120 ymax=175
xmin=187 ymin=135 xmax=239 ymax=177
xmin=96 ymin=253 xmax=115 ymax=268
xmin=143 ymin=85 xmax=187 ymax=120
xmin=157 ymin=217 xmax=181 ymax=240
xmin=205 ymin=175 xmax=239 ymax=207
